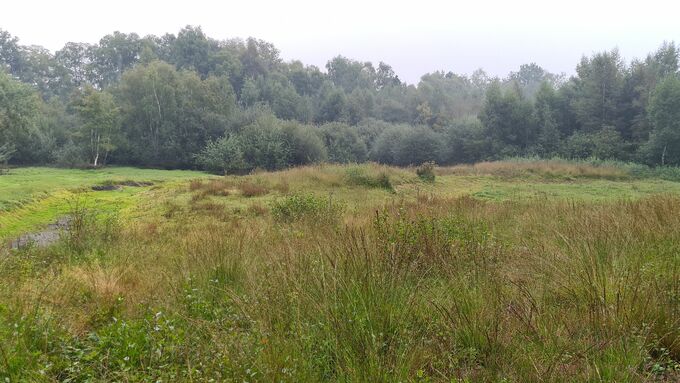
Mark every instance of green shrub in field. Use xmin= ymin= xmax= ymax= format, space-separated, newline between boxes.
xmin=270 ymin=193 xmax=344 ymax=223
xmin=416 ymin=161 xmax=436 ymax=182
xmin=345 ymin=167 xmax=393 ymax=190
xmin=195 ymin=135 xmax=248 ymax=175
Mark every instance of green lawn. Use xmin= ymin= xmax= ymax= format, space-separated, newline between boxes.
xmin=0 ymin=167 xmax=209 ymax=211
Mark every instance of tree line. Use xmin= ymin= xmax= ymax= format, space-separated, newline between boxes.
xmin=1 ymin=26 xmax=679 ymax=172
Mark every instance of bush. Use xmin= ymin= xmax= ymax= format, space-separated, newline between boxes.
xmin=441 ymin=117 xmax=488 ymax=164
xmin=195 ymin=135 xmax=247 ymax=174
xmin=369 ymin=125 xmax=443 ymax=166
xmin=369 ymin=125 xmax=408 ymax=164
xmin=416 ymin=161 xmax=436 ymax=182
xmin=238 ymin=115 xmax=292 ymax=170
xmin=560 ymin=127 xmax=628 ymax=160
xmin=319 ymin=122 xmax=368 ymax=163
xmin=356 ymin=118 xmax=393 ymax=151
xmin=395 ymin=126 xmax=443 ymax=166
xmin=281 ymin=121 xmax=327 ymax=166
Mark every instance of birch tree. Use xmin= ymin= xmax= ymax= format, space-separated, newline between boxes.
xmin=72 ymin=86 xmax=119 ymax=167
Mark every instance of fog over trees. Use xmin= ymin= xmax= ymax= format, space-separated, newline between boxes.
xmin=1 ymin=26 xmax=679 ymax=172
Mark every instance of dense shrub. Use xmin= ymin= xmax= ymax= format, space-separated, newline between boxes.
xmin=238 ymin=115 xmax=292 ymax=170
xmin=196 ymin=116 xmax=327 ymax=173
xmin=370 ymin=125 xmax=443 ymax=166
xmin=356 ymin=118 xmax=393 ymax=151
xmin=560 ymin=127 xmax=629 ymax=160
xmin=281 ymin=121 xmax=327 ymax=165
xmin=319 ymin=122 xmax=368 ymax=163
xmin=394 ymin=126 xmax=443 ymax=166
xmin=194 ymin=135 xmax=247 ymax=174
xmin=369 ymin=125 xmax=409 ymax=164
xmin=441 ymin=117 xmax=489 ymax=164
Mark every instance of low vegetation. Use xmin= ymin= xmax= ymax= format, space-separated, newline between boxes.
xmin=270 ymin=193 xmax=344 ymax=224
xmin=0 ymin=160 xmax=679 ymax=381
xmin=438 ymin=157 xmax=680 ymax=181
xmin=0 ymin=167 xmax=209 ymax=242
xmin=345 ymin=166 xmax=394 ymax=190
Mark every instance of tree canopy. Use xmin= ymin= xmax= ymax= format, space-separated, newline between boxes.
xmin=0 ymin=26 xmax=678 ymax=172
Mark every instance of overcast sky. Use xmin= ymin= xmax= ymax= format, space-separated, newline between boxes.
xmin=1 ymin=0 xmax=678 ymax=84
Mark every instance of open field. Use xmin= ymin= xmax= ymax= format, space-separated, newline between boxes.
xmin=1 ymin=161 xmax=679 ymax=381
xmin=0 ymin=167 xmax=211 ymax=242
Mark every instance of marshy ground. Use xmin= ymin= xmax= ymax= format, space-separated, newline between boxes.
xmin=1 ymin=160 xmax=679 ymax=381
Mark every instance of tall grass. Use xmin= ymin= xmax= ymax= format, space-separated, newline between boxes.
xmin=439 ymin=156 xmax=680 ymax=182
xmin=1 ymin=164 xmax=679 ymax=381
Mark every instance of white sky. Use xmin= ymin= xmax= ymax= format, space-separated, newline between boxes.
xmin=1 ymin=0 xmax=678 ymax=84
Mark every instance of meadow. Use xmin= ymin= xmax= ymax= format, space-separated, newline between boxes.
xmin=0 ymin=167 xmax=210 ymax=242
xmin=0 ymin=161 xmax=679 ymax=382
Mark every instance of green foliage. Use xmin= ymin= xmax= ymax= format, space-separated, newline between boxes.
xmin=572 ymin=50 xmax=625 ymax=132
xmin=1 ymin=27 xmax=680 ymax=171
xmin=195 ymin=135 xmax=247 ymax=174
xmin=479 ymin=81 xmax=537 ymax=156
xmin=441 ymin=117 xmax=488 ymax=164
xmin=237 ymin=114 xmax=292 ymax=170
xmin=71 ymin=86 xmax=120 ymax=167
xmin=370 ymin=125 xmax=443 ymax=166
xmin=317 ymin=85 xmax=349 ymax=123
xmin=116 ymin=61 xmax=235 ymax=167
xmin=560 ymin=127 xmax=628 ymax=160
xmin=319 ymin=122 xmax=367 ymax=163
xmin=0 ymin=70 xmax=41 ymax=164
xmin=369 ymin=124 xmax=409 ymax=164
xmin=280 ymin=121 xmax=327 ymax=165
xmin=270 ymin=193 xmax=344 ymax=223
xmin=533 ymin=82 xmax=562 ymax=156
xmin=90 ymin=31 xmax=144 ymax=88
xmin=417 ymin=71 xmax=487 ymax=125
xmin=508 ymin=63 xmax=563 ymax=98
xmin=394 ymin=126 xmax=442 ymax=166
xmin=196 ymin=116 xmax=326 ymax=173
xmin=355 ymin=118 xmax=392 ymax=151
xmin=0 ymin=142 xmax=15 ymax=166
xmin=54 ymin=141 xmax=87 ymax=168
xmin=645 ymin=75 xmax=680 ymax=165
